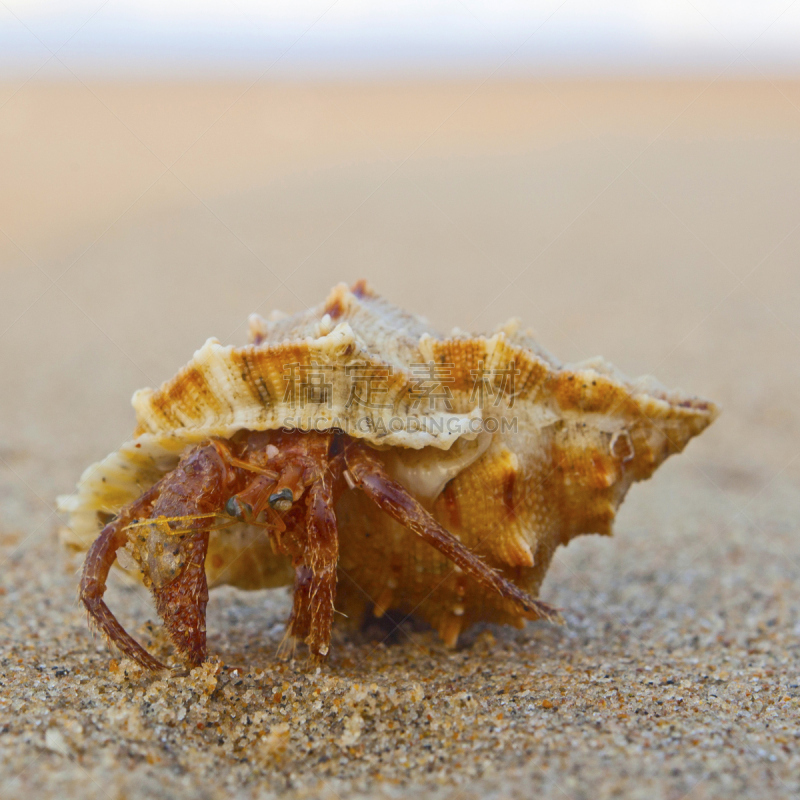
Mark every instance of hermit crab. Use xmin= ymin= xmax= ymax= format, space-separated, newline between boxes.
xmin=59 ymin=281 xmax=718 ymax=670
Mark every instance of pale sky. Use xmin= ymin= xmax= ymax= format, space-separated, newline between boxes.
xmin=2 ymin=1 xmax=799 ymax=76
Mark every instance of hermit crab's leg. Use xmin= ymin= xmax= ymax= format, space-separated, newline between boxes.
xmin=286 ymin=566 xmax=314 ymax=650
xmin=287 ymin=468 xmax=339 ymax=656
xmin=344 ymin=444 xmax=561 ymax=623
xmin=79 ymin=484 xmax=167 ymax=672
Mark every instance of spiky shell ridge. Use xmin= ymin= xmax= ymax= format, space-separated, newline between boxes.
xmin=132 ymin=281 xmax=484 ymax=450
xmin=58 ymin=281 xmax=718 ymax=628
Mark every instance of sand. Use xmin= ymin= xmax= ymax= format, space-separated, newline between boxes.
xmin=1 ymin=79 xmax=799 ymax=799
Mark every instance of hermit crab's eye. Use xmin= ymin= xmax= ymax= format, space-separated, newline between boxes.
xmin=268 ymin=488 xmax=294 ymax=512
xmin=225 ymin=496 xmax=252 ymax=521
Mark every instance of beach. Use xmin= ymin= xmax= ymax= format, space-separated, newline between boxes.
xmin=1 ymin=79 xmax=799 ymax=799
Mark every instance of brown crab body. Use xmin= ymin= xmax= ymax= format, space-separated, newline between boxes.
xmin=58 ymin=281 xmax=717 ymax=668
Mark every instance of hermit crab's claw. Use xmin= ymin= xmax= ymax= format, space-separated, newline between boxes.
xmin=81 ymin=442 xmax=231 ymax=672
xmin=79 ymin=486 xmax=168 ymax=672
xmin=139 ymin=443 xmax=232 ymax=668
xmin=150 ymin=530 xmax=210 ymax=668
xmin=81 ymin=515 xmax=211 ymax=670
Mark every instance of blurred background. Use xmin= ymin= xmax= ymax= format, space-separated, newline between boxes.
xmin=1 ymin=3 xmax=800 ymax=797
xmin=2 ymin=1 xmax=799 ymax=507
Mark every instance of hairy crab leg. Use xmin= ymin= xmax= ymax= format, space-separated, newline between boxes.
xmin=285 ymin=566 xmax=313 ymax=652
xmin=79 ymin=484 xmax=167 ymax=671
xmin=344 ymin=444 xmax=561 ymax=624
xmin=287 ymin=468 xmax=339 ymax=656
